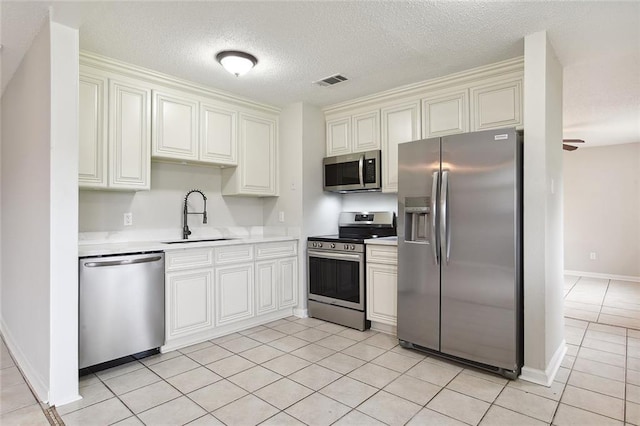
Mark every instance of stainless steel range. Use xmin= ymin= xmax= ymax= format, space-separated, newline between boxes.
xmin=307 ymin=211 xmax=396 ymax=330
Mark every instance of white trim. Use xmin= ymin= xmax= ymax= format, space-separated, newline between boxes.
xmin=565 ymin=270 xmax=640 ymax=283
xmin=293 ymin=308 xmax=309 ymax=318
xmin=520 ymin=339 xmax=566 ymax=387
xmin=370 ymin=321 xmax=397 ymax=335
xmin=0 ymin=318 xmax=49 ymax=403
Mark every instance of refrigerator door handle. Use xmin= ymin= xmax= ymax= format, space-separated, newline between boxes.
xmin=431 ymin=171 xmax=440 ymax=265
xmin=358 ymin=155 xmax=365 ymax=187
xmin=440 ymin=170 xmax=451 ymax=264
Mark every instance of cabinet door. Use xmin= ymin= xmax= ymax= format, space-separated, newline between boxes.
xmin=78 ymin=72 xmax=108 ymax=188
xmin=278 ymin=257 xmax=298 ymax=309
xmin=200 ymin=100 xmax=237 ymax=165
xmin=108 ymin=78 xmax=151 ymax=190
xmin=255 ymin=260 xmax=278 ymax=315
xmin=422 ymin=90 xmax=469 ymax=138
xmin=166 ymin=269 xmax=214 ymax=339
xmin=215 ymin=263 xmax=254 ymax=325
xmin=352 ymin=111 xmax=380 ymax=153
xmin=234 ymin=112 xmax=278 ymax=196
xmin=470 ymin=78 xmax=523 ymax=131
xmin=366 ymin=262 xmax=398 ymax=326
xmin=152 ymin=90 xmax=198 ymax=161
xmin=326 ymin=116 xmax=351 ymax=156
xmin=381 ymin=101 xmax=421 ymax=193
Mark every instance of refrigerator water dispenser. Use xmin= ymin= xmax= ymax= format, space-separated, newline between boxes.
xmin=404 ymin=197 xmax=431 ymax=243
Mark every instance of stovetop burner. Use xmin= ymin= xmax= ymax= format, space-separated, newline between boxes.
xmin=308 ymin=211 xmax=397 ymax=244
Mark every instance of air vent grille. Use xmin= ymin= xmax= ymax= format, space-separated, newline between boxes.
xmin=313 ymin=74 xmax=349 ymax=87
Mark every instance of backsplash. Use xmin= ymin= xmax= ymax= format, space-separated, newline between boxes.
xmin=341 ymin=192 xmax=398 ymax=214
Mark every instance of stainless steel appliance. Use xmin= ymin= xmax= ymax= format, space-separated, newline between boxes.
xmin=323 ymin=150 xmax=381 ymax=192
xmin=308 ymin=211 xmax=396 ymax=330
xmin=79 ymin=252 xmax=165 ymax=369
xmin=397 ymin=128 xmax=523 ymax=378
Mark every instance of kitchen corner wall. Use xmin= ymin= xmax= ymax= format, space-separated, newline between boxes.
xmin=564 ymin=142 xmax=640 ymax=278
xmin=79 ymin=162 xmax=264 ymax=234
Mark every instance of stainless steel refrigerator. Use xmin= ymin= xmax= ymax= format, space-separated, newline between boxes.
xmin=397 ymin=127 xmax=522 ymax=379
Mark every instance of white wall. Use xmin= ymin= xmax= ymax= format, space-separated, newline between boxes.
xmin=564 ymin=143 xmax=640 ymax=278
xmin=80 ymin=162 xmax=264 ymax=235
xmin=521 ymin=31 xmax=566 ymax=386
xmin=341 ymin=192 xmax=397 ymax=214
xmin=1 ymin=19 xmax=53 ymax=401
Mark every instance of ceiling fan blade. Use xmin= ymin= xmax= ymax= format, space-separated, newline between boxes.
xmin=562 ymin=139 xmax=585 ymax=143
xmin=563 ymin=144 xmax=578 ymax=151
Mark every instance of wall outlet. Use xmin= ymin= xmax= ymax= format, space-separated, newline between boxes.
xmin=278 ymin=211 xmax=285 ymax=223
xmin=589 ymin=252 xmax=597 ymax=260
xmin=123 ymin=212 xmax=133 ymax=226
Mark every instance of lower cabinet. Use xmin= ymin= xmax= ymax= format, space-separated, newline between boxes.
xmin=166 ymin=269 xmax=214 ymax=341
xmin=216 ymin=263 xmax=254 ymax=325
xmin=255 ymin=256 xmax=299 ymax=315
xmin=366 ymin=244 xmax=398 ymax=327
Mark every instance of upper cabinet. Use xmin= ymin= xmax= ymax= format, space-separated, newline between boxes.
xmin=200 ymin=100 xmax=238 ymax=165
xmin=421 ymin=89 xmax=469 ymax=138
xmin=152 ymin=88 xmax=199 ymax=161
xmin=470 ymin=77 xmax=523 ymax=131
xmin=79 ymin=71 xmax=108 ymax=189
xmin=381 ymin=100 xmax=421 ymax=193
xmin=325 ymin=108 xmax=380 ymax=157
xmin=326 ymin=116 xmax=351 ymax=156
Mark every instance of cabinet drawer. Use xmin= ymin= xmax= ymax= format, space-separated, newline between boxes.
xmin=215 ymin=244 xmax=254 ymax=265
xmin=255 ymin=241 xmax=297 ymax=260
xmin=166 ymin=248 xmax=214 ymax=271
xmin=366 ymin=245 xmax=397 ymax=265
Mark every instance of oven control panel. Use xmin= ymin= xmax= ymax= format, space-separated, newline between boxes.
xmin=308 ymin=241 xmax=364 ymax=253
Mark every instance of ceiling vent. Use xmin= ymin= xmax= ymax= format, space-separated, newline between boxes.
xmin=313 ymin=74 xmax=349 ymax=87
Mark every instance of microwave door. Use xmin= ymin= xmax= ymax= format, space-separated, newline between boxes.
xmin=324 ymin=159 xmax=363 ymax=191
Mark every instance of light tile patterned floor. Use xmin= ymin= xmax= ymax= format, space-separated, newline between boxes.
xmin=2 ymin=275 xmax=640 ymax=425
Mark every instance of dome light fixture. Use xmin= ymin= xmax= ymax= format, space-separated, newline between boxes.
xmin=216 ymin=50 xmax=258 ymax=77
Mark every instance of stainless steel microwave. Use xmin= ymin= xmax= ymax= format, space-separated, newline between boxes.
xmin=323 ymin=150 xmax=382 ymax=193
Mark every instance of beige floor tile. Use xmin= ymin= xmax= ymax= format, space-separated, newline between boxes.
xmin=566 ymin=344 xmax=579 ymax=357
xmin=254 ymin=378 xmax=313 ymax=410
xmin=383 ymin=374 xmax=441 ymax=406
xmin=422 ymin=356 xmax=465 ymax=373
xmin=61 ymin=397 xmax=132 ymax=426
xmin=564 ymin=325 xmax=587 ymax=345
xmin=347 ymin=362 xmax=401 ymax=388
xmin=578 ymin=346 xmax=626 ymax=367
xmin=240 ymin=344 xmax=285 ymax=364
xmin=584 ymin=329 xmax=627 ymax=345
xmin=561 ymin=385 xmax=624 ymax=421
xmin=138 ymin=396 xmax=206 ymax=425
xmin=631 ymin=329 xmax=640 ymax=338
xmin=289 ymin=364 xmax=342 ymax=390
xmin=227 ymin=365 xmax=281 ymax=392
xmin=461 ymin=367 xmax=509 ymax=386
xmin=0 ymin=366 xmax=25 ymax=387
xmin=290 ymin=343 xmax=335 ymax=362
xmin=273 ymin=322 xmax=309 ymax=335
xmin=371 ymin=351 xmax=420 ymax=373
xmin=315 ymin=335 xmax=357 ymax=351
xmin=317 ymin=352 xmax=366 ymax=375
xmin=358 ymin=390 xmax=421 ymax=425
xmin=494 ymin=387 xmax=557 ymax=423
xmin=0 ymin=382 xmax=37 ymax=415
xmin=166 ymin=366 xmax=222 ymax=394
xmin=119 ymin=380 xmax=181 ymax=414
xmin=567 ymin=370 xmax=625 ymax=398
xmin=598 ymin=313 xmax=640 ymax=329
xmin=628 ymin=401 xmax=640 ymax=425
xmin=95 ymin=361 xmax=144 ymax=381
xmin=290 ymin=317 xmax=325 ymax=327
xmin=507 ymin=377 xmax=565 ymax=401
xmin=362 ymin=333 xmax=399 ymax=350
xmin=210 ymin=332 xmax=242 ymax=344
xmin=630 ymin=356 xmax=640 ymax=371
xmin=564 ymin=300 xmax=602 ymax=312
xmin=57 ymin=381 xmax=114 ymax=415
xmin=0 ymin=403 xmax=49 ymax=426
xmin=564 ymin=317 xmax=589 ymax=329
xmin=267 ymin=336 xmax=309 ymax=352
xmin=187 ymin=380 xmax=247 ymax=412
xmin=139 ymin=350 xmax=181 ymax=366
xmin=447 ymin=372 xmax=505 ymax=403
xmin=315 ymin=322 xmax=348 ymax=334
xmin=341 ymin=342 xmax=387 ymax=361
xmin=217 ymin=335 xmax=262 ymax=353
xmin=479 ymin=405 xmax=547 ymax=426
xmin=564 ymin=307 xmax=599 ymax=322
xmin=239 ymin=325 xmax=269 ymax=335
xmin=572 ymin=357 xmax=625 ymax=381
xmin=187 ymin=345 xmax=233 ymax=365
xmin=630 ymin=343 xmax=640 ymax=358
xmin=581 ymin=337 xmax=626 ymax=355
xmin=562 ymin=354 xmax=576 ymax=368
xmin=112 ymin=416 xmax=144 ymax=425
xmin=587 ymin=322 xmax=628 ymax=336
xmin=78 ymin=373 xmax=100 ymax=388
xmin=248 ymin=328 xmax=287 ymax=343
xmin=103 ymin=367 xmax=161 ymax=395
xmin=213 ymin=394 xmax=279 ymax=426
xmin=333 ymin=410 xmax=385 ymax=425
xmin=186 ymin=414 xmax=225 ymax=425
xmin=427 ymin=388 xmax=490 ymax=425
xmin=265 ymin=318 xmax=293 ymax=328
xmin=0 ymin=348 xmax=15 ymax=369
xmin=179 ymin=341 xmax=214 ymax=354
xmin=553 ymin=402 xmax=624 ymax=426
xmin=319 ymin=376 xmax=377 ymax=408
xmin=205 ymin=354 xmax=255 ymax=378
xmin=286 ymin=393 xmax=350 ymax=426
xmin=601 ymin=305 xmax=640 ymax=319
xmin=292 ymin=328 xmax=331 ymax=343
xmin=262 ymin=353 xmax=311 ymax=376
xmin=148 ymin=355 xmax=200 ymax=379
xmin=629 ymin=369 xmax=640 ymax=386
xmin=260 ymin=411 xmax=305 ymax=425
xmin=628 ymin=383 xmax=640 ymax=404
xmin=389 ymin=345 xmax=427 ymax=360
xmin=407 ymin=407 xmax=467 ymax=425
xmin=405 ymin=359 xmax=460 ymax=386
xmin=555 ymin=367 xmax=571 ymax=383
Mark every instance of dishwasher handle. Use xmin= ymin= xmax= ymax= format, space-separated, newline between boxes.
xmin=83 ymin=255 xmax=163 ymax=268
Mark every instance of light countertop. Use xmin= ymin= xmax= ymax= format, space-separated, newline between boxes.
xmin=365 ymin=236 xmax=397 ymax=246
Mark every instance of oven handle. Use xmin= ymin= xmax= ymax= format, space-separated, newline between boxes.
xmin=308 ymin=250 xmax=363 ymax=262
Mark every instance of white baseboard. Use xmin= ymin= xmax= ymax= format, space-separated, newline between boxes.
xmin=520 ymin=339 xmax=567 ymax=387
xmin=293 ymin=308 xmax=308 ymax=318
xmin=370 ymin=321 xmax=397 ymax=335
xmin=565 ymin=270 xmax=640 ymax=283
xmin=0 ymin=317 xmax=49 ymax=403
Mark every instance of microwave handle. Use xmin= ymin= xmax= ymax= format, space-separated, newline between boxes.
xmin=358 ymin=155 xmax=364 ymax=187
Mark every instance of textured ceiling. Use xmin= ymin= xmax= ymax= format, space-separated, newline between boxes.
xmin=1 ymin=1 xmax=639 ymax=147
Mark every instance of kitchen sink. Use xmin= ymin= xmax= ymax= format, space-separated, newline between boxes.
xmin=162 ymin=238 xmax=233 ymax=244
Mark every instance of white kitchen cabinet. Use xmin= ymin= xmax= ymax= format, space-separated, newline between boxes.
xmin=255 ymin=261 xmax=278 ymax=315
xmin=166 ymin=269 xmax=214 ymax=340
xmin=326 ymin=110 xmax=380 ymax=157
xmin=366 ymin=244 xmax=398 ymax=327
xmin=79 ymin=71 xmax=108 ymax=188
xmin=278 ymin=257 xmax=298 ymax=309
xmin=222 ymin=111 xmax=278 ymax=196
xmin=381 ymin=100 xmax=421 ymax=193
xmin=200 ymin=100 xmax=238 ymax=165
xmin=422 ymin=90 xmax=469 ymax=138
xmin=215 ymin=263 xmax=255 ymax=325
xmin=108 ymin=76 xmax=151 ymax=190
xmin=470 ymin=77 xmax=523 ymax=131
xmin=152 ymin=89 xmax=199 ymax=161
xmin=326 ymin=116 xmax=351 ymax=156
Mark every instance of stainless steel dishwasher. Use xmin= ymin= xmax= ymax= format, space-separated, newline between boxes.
xmin=79 ymin=252 xmax=165 ymax=369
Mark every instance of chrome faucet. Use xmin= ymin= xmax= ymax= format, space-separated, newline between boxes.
xmin=183 ymin=189 xmax=208 ymax=239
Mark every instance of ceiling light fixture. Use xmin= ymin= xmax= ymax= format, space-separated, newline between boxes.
xmin=216 ymin=50 xmax=258 ymax=77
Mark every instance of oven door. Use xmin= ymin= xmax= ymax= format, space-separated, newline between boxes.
xmin=307 ymin=249 xmax=365 ymax=311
